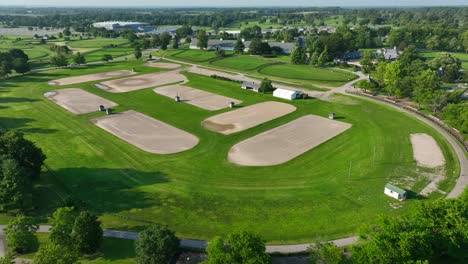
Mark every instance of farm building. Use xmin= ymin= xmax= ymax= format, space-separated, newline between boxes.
xmin=273 ymin=88 xmax=303 ymax=100
xmin=92 ymin=21 xmax=155 ymax=33
xmin=241 ymin=81 xmax=261 ymax=92
xmin=384 ymin=183 xmax=407 ymax=200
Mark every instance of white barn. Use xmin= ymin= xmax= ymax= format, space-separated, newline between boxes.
xmin=384 ymin=183 xmax=407 ymax=201
xmin=241 ymin=81 xmax=261 ymax=92
xmin=273 ymin=88 xmax=303 ymax=100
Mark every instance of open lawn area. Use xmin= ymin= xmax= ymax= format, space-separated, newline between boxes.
xmin=259 ymin=64 xmax=358 ymax=83
xmin=67 ymin=38 xmax=130 ymax=49
xmin=421 ymin=50 xmax=468 ymax=70
xmin=172 ymin=49 xmax=220 ymax=62
xmin=0 ymin=60 xmax=459 ymax=244
xmin=210 ymin=55 xmax=275 ymax=71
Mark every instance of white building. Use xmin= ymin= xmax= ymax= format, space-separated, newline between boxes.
xmin=273 ymin=88 xmax=303 ymax=100
xmin=384 ymin=183 xmax=407 ymax=201
xmin=92 ymin=21 xmax=155 ymax=33
xmin=241 ymin=81 xmax=261 ymax=92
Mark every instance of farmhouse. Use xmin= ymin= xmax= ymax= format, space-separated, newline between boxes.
xmin=384 ymin=183 xmax=407 ymax=201
xmin=273 ymin=88 xmax=303 ymax=100
xmin=241 ymin=81 xmax=261 ymax=92
xmin=375 ymin=47 xmax=401 ymax=61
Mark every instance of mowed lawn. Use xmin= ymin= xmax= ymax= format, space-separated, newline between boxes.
xmin=210 ymin=54 xmax=274 ymax=70
xmin=259 ymin=64 xmax=358 ymax=82
xmin=67 ymin=38 xmax=130 ymax=49
xmin=172 ymin=49 xmax=219 ymax=62
xmin=421 ymin=50 xmax=468 ymax=70
xmin=0 ymin=60 xmax=459 ymax=243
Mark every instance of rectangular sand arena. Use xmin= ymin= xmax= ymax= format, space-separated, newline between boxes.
xmin=228 ymin=115 xmax=352 ymax=166
xmin=93 ymin=110 xmax=199 ymax=154
xmin=154 ymin=85 xmax=242 ymax=111
xmin=48 ymin=70 xmax=135 ymax=86
xmin=410 ymin=133 xmax=445 ymax=168
xmin=202 ymin=101 xmax=296 ymax=134
xmin=44 ymin=88 xmax=118 ymax=114
xmin=99 ymin=71 xmax=187 ymax=93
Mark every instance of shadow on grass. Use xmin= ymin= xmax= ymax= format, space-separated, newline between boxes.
xmin=84 ymin=237 xmax=136 ymax=262
xmin=406 ymin=190 xmax=427 ymax=200
xmin=0 ymin=117 xmax=58 ymax=134
xmin=0 ymin=97 xmax=39 ymax=103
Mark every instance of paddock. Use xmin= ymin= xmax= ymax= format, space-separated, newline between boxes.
xmin=44 ymin=88 xmax=117 ymax=114
xmin=228 ymin=115 xmax=352 ymax=166
xmin=93 ymin=110 xmax=199 ymax=154
xmin=202 ymin=101 xmax=296 ymax=134
xmin=98 ymin=71 xmax=187 ymax=93
xmin=410 ymin=133 xmax=445 ymax=168
xmin=154 ymin=85 xmax=242 ymax=111
xmin=48 ymin=70 xmax=134 ymax=86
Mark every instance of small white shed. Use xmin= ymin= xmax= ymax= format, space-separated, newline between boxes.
xmin=384 ymin=183 xmax=407 ymax=201
xmin=273 ymin=88 xmax=303 ymax=100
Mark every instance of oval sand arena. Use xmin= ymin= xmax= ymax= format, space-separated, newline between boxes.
xmin=203 ymin=101 xmax=296 ymax=134
xmin=48 ymin=70 xmax=134 ymax=86
xmin=410 ymin=133 xmax=445 ymax=168
xmin=44 ymin=88 xmax=118 ymax=114
xmin=99 ymin=71 xmax=187 ymax=93
xmin=229 ymin=115 xmax=352 ymax=166
xmin=93 ymin=110 xmax=199 ymax=154
xmin=154 ymin=85 xmax=242 ymax=111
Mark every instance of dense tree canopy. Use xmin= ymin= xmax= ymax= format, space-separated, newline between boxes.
xmin=135 ymin=225 xmax=180 ymax=264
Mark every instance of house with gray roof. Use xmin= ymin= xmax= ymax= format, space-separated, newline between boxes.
xmin=375 ymin=47 xmax=401 ymax=61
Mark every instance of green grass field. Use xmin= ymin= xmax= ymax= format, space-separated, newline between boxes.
xmin=66 ymin=38 xmax=130 ymax=49
xmin=421 ymin=50 xmax=468 ymax=70
xmin=20 ymin=233 xmax=135 ymax=263
xmin=259 ymin=64 xmax=358 ymax=83
xmin=0 ymin=60 xmax=459 ymax=244
xmin=210 ymin=55 xmax=274 ymax=71
xmin=172 ymin=49 xmax=220 ymax=62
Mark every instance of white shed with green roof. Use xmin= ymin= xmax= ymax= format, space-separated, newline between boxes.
xmin=384 ymin=183 xmax=407 ymax=201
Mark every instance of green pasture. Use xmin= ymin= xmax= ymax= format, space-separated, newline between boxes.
xmin=66 ymin=38 xmax=130 ymax=49
xmin=259 ymin=64 xmax=358 ymax=83
xmin=420 ymin=50 xmax=468 ymax=70
xmin=0 ymin=60 xmax=459 ymax=244
xmin=172 ymin=49 xmax=220 ymax=62
xmin=209 ymin=55 xmax=274 ymax=71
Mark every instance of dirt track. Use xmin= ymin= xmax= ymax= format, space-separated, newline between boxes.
xmin=48 ymin=70 xmax=134 ymax=86
xmin=155 ymin=85 xmax=242 ymax=111
xmin=44 ymin=88 xmax=117 ymax=114
xmin=229 ymin=115 xmax=352 ymax=166
xmin=99 ymin=71 xmax=187 ymax=93
xmin=203 ymin=101 xmax=296 ymax=134
xmin=145 ymin=62 xmax=181 ymax=69
xmin=93 ymin=110 xmax=198 ymax=154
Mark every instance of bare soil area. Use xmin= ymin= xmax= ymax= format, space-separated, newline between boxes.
xmin=99 ymin=71 xmax=187 ymax=93
xmin=48 ymin=70 xmax=134 ymax=86
xmin=410 ymin=133 xmax=446 ymax=168
xmin=44 ymin=88 xmax=117 ymax=114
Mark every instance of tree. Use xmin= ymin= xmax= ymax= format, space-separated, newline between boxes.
xmin=5 ymin=215 xmax=38 ymax=254
xmin=205 ymin=236 xmax=232 ymax=264
xmin=360 ymin=50 xmax=375 ymax=73
xmin=11 ymin=58 xmax=30 ymax=74
xmin=135 ymin=225 xmax=180 ymax=264
xmin=215 ymin=49 xmax=226 ymax=58
xmin=290 ymin=46 xmax=306 ymax=65
xmin=50 ymin=206 xmax=77 ymax=247
xmin=310 ymin=242 xmax=345 ymax=264
xmin=234 ymin=39 xmax=245 ymax=54
xmin=134 ymin=47 xmax=142 ymax=60
xmin=442 ymin=103 xmax=468 ymax=133
xmin=429 ymin=53 xmax=462 ymax=83
xmin=384 ymin=61 xmax=402 ymax=96
xmin=373 ymin=61 xmax=387 ymax=87
xmin=72 ymin=52 xmax=85 ymax=65
xmin=249 ymin=39 xmax=271 ymax=55
xmin=259 ymin=78 xmax=274 ymax=93
xmin=463 ymin=31 xmax=468 ymax=53
xmin=176 ymin=25 xmax=192 ymax=38
xmin=63 ymin=27 xmax=71 ymax=37
xmin=160 ymin=33 xmax=171 ymax=51
xmin=50 ymin=54 xmax=68 ymax=67
xmin=72 ymin=211 xmax=103 ymax=254
xmin=0 ymin=253 xmax=15 ymax=264
xmin=317 ymin=47 xmax=329 ymax=66
xmin=309 ymin=51 xmax=319 ymax=66
xmin=413 ymin=69 xmax=441 ymax=107
xmin=0 ymin=129 xmax=46 ymax=179
xmin=33 ymin=243 xmax=79 ymax=264
xmin=227 ymin=230 xmax=270 ymax=264
xmin=196 ymin=30 xmax=208 ymax=50
xmin=0 ymin=159 xmax=31 ymax=211
xmin=172 ymin=35 xmax=179 ymax=49
xmin=101 ymin=54 xmax=113 ymax=62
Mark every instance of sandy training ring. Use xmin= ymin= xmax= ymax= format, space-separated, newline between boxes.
xmin=99 ymin=71 xmax=187 ymax=93
xmin=229 ymin=115 xmax=352 ymax=166
xmin=93 ymin=110 xmax=198 ymax=154
xmin=45 ymin=88 xmax=118 ymax=114
xmin=410 ymin=133 xmax=445 ymax=168
xmin=154 ymin=85 xmax=242 ymax=111
xmin=48 ymin=70 xmax=134 ymax=86
xmin=203 ymin=101 xmax=296 ymax=134
xmin=145 ymin=62 xmax=181 ymax=69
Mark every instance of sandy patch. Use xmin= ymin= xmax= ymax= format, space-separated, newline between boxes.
xmin=99 ymin=71 xmax=187 ymax=93
xmin=45 ymin=88 xmax=117 ymax=114
xmin=93 ymin=110 xmax=198 ymax=154
xmin=154 ymin=85 xmax=242 ymax=111
xmin=229 ymin=115 xmax=352 ymax=166
xmin=145 ymin=62 xmax=181 ymax=69
xmin=410 ymin=133 xmax=445 ymax=168
xmin=203 ymin=101 xmax=296 ymax=134
xmin=48 ymin=70 xmax=134 ymax=86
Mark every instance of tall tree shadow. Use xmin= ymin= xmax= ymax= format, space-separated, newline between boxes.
xmin=0 ymin=117 xmax=57 ymax=134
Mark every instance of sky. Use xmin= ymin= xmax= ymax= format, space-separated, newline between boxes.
xmin=1 ymin=0 xmax=467 ymax=7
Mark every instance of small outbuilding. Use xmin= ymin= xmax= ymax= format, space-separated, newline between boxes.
xmin=273 ymin=88 xmax=303 ymax=100
xmin=384 ymin=183 xmax=407 ymax=201
xmin=241 ymin=81 xmax=261 ymax=92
